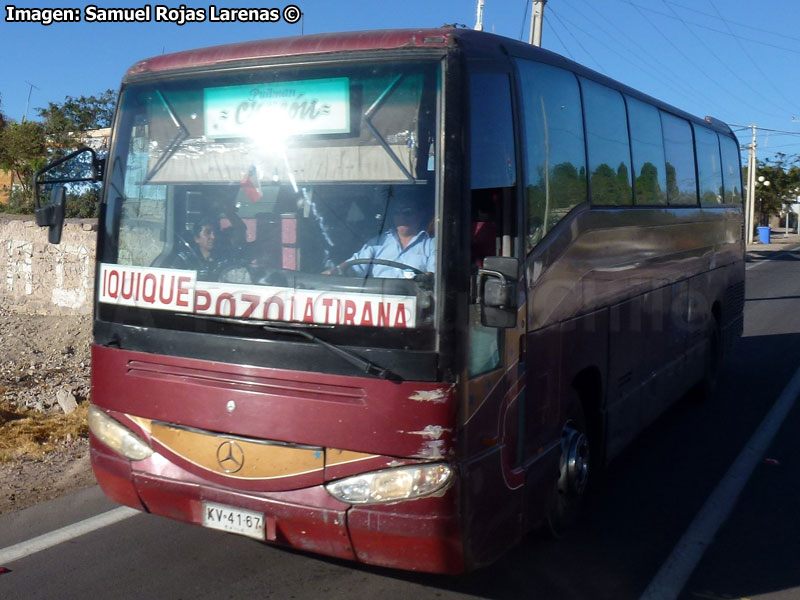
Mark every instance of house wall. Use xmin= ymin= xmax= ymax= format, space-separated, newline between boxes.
xmin=0 ymin=171 xmax=13 ymax=204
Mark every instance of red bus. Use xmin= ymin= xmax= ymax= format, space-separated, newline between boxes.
xmin=35 ymin=28 xmax=744 ymax=573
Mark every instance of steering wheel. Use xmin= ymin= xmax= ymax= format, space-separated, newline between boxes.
xmin=337 ymin=258 xmax=426 ymax=276
xmin=216 ymin=259 xmax=257 ymax=284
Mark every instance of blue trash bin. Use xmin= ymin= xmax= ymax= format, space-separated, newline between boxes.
xmin=757 ymin=226 xmax=771 ymax=245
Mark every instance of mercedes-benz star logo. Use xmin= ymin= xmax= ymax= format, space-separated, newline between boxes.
xmin=216 ymin=440 xmax=245 ymax=473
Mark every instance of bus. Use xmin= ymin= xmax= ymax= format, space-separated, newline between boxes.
xmin=34 ymin=28 xmax=744 ymax=574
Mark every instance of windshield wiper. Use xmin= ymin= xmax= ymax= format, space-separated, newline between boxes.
xmin=363 ymin=73 xmax=415 ymax=183
xmin=145 ymin=90 xmax=189 ymax=182
xmin=179 ymin=314 xmax=403 ymax=382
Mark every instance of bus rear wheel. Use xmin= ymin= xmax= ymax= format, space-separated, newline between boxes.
xmin=702 ymin=320 xmax=722 ymax=399
xmin=692 ymin=318 xmax=722 ymax=402
xmin=545 ymin=402 xmax=591 ymax=538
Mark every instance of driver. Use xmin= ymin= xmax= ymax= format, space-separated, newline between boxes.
xmin=331 ymin=194 xmax=435 ymax=278
xmin=171 ymin=216 xmax=221 ymax=278
xmin=193 ymin=219 xmax=217 ymax=263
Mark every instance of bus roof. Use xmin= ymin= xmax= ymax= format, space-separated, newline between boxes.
xmin=123 ymin=27 xmax=733 ymax=136
xmin=125 ymin=28 xmax=456 ymax=77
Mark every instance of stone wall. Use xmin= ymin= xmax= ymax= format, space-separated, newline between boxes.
xmin=1 ymin=215 xmax=97 ymax=315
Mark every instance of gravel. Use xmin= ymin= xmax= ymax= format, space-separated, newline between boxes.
xmin=0 ymin=307 xmax=94 ymax=514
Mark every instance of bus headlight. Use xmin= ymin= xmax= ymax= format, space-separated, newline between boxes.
xmin=325 ymin=463 xmax=453 ymax=505
xmin=88 ymin=406 xmax=153 ymax=461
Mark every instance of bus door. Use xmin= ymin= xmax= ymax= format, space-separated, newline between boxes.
xmin=460 ymin=65 xmax=528 ymax=567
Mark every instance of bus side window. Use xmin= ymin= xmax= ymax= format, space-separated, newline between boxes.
xmin=719 ymin=134 xmax=743 ymax=205
xmin=694 ymin=124 xmax=724 ymax=206
xmin=627 ymin=96 xmax=667 ymax=206
xmin=471 ymin=188 xmax=499 ymax=267
xmin=467 ymin=72 xmax=516 ymax=376
xmin=581 ymin=78 xmax=633 ymax=206
xmin=470 ymin=74 xmax=516 ymax=192
xmin=661 ymin=112 xmax=699 ymax=206
xmin=516 ymin=59 xmax=587 ymax=252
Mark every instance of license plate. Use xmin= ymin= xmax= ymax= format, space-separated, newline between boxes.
xmin=202 ymin=501 xmax=266 ymax=541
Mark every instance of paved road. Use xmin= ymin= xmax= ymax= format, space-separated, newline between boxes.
xmin=2 ymin=241 xmax=800 ymax=600
xmin=674 ymin=241 xmax=800 ymax=600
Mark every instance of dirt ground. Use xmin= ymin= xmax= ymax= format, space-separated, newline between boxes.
xmin=0 ymin=308 xmax=95 ymax=514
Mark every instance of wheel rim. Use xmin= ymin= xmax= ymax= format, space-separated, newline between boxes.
xmin=557 ymin=423 xmax=590 ymax=496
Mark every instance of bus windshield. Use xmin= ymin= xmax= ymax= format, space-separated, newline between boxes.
xmin=100 ymin=60 xmax=440 ymax=336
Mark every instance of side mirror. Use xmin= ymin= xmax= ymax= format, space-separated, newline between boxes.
xmin=35 ymin=187 xmax=66 ymax=244
xmin=33 ymin=147 xmax=103 ymax=243
xmin=477 ymin=256 xmax=519 ymax=329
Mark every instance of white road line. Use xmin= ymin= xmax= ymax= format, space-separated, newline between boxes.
xmin=746 ymin=243 xmax=800 ymax=270
xmin=639 ymin=364 xmax=800 ymax=600
xmin=0 ymin=506 xmax=139 ymax=566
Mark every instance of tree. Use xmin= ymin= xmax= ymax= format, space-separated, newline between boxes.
xmin=0 ymin=90 xmax=115 ymax=215
xmin=38 ymin=91 xmax=115 ymax=218
xmin=755 ymin=153 xmax=800 ymax=226
xmin=0 ymin=120 xmax=47 ymax=212
xmin=635 ymin=162 xmax=665 ymax=205
xmin=37 ymin=89 xmax=115 ymax=155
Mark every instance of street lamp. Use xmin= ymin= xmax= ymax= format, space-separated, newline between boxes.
xmin=785 ymin=186 xmax=800 ymax=237
xmin=756 ymin=176 xmax=770 ymax=227
xmin=752 ymin=176 xmax=771 ymax=244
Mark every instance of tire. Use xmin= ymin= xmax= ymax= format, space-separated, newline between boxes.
xmin=545 ymin=400 xmax=591 ymax=538
xmin=692 ymin=319 xmax=722 ymax=402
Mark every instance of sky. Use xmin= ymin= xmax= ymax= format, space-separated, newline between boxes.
xmin=2 ymin=0 xmax=800 ymax=165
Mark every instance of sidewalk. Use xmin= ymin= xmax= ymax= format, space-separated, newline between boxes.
xmin=746 ymin=229 xmax=800 ymax=256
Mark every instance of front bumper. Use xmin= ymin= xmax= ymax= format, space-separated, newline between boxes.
xmin=91 ymin=437 xmax=464 ymax=574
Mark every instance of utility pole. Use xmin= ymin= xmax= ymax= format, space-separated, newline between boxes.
xmin=474 ymin=0 xmax=484 ymax=31
xmin=746 ymin=125 xmax=757 ymax=245
xmin=530 ymin=0 xmax=547 ymax=46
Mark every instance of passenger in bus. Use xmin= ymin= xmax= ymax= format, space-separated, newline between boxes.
xmin=214 ymin=196 xmax=249 ymax=262
xmin=325 ymin=195 xmax=435 ymax=278
xmin=471 ymin=191 xmax=500 ymax=267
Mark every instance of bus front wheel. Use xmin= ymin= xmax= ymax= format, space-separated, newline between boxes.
xmin=545 ymin=401 xmax=591 ymax=538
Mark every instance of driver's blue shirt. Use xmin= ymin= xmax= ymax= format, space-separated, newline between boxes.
xmin=347 ymin=229 xmax=435 ymax=278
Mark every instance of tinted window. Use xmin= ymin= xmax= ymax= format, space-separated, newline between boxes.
xmin=581 ymin=78 xmax=632 ymax=206
xmin=661 ymin=112 xmax=698 ymax=206
xmin=719 ymin=134 xmax=743 ymax=204
xmin=627 ymin=97 xmax=667 ymax=205
xmin=694 ymin=124 xmax=723 ymax=205
xmin=470 ymin=73 xmax=517 ymax=190
xmin=469 ymin=72 xmax=517 ymax=376
xmin=517 ymin=60 xmax=587 ymax=252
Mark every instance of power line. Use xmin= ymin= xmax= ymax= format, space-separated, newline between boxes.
xmin=519 ymin=0 xmax=529 ymax=41
xmin=660 ymin=0 xmax=794 ymax=119
xmin=706 ymin=0 xmax=794 ymax=112
xmin=551 ymin=2 xmax=696 ymax=81
xmin=542 ymin=14 xmax=575 ymax=60
xmin=756 ymin=133 xmax=800 ymax=138
xmin=546 ymin=5 xmax=605 ymax=73
xmin=729 ymin=124 xmax=800 ymax=136
xmin=665 ymin=0 xmax=800 ymax=45
xmin=625 ymin=2 xmax=786 ymax=121
xmin=620 ymin=0 xmax=800 ymax=57
xmin=759 ymin=143 xmax=800 ymax=150
xmin=565 ymin=0 xmax=723 ymax=112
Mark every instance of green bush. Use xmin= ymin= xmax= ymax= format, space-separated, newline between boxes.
xmin=0 ymin=186 xmax=34 ymax=215
xmin=65 ymin=188 xmax=100 ymax=218
xmin=0 ymin=184 xmax=99 ymax=218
